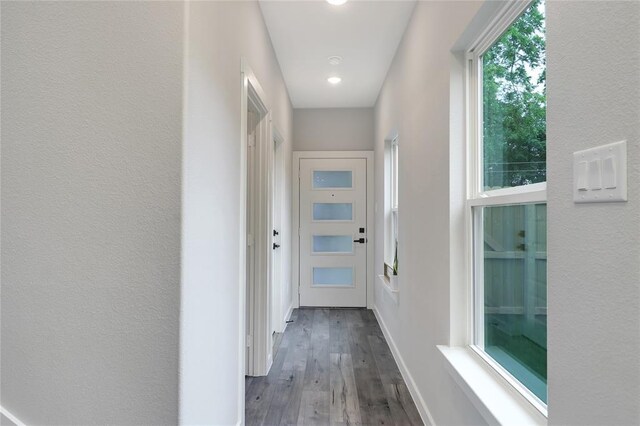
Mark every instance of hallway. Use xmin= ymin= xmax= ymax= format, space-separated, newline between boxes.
xmin=245 ymin=308 xmax=422 ymax=425
xmin=3 ymin=1 xmax=640 ymax=425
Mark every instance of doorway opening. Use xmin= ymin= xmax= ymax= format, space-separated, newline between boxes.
xmin=292 ymin=151 xmax=375 ymax=309
xmin=242 ymin=62 xmax=273 ymax=378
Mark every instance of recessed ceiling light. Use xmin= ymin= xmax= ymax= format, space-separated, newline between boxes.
xmin=328 ymin=56 xmax=343 ymax=66
xmin=326 ymin=0 xmax=347 ymax=5
xmin=327 ymin=76 xmax=342 ymax=85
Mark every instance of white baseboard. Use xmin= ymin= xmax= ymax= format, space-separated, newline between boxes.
xmin=372 ymin=306 xmax=436 ymax=426
xmin=283 ymin=303 xmax=293 ymax=328
xmin=266 ymin=352 xmax=273 ymax=374
xmin=0 ymin=406 xmax=26 ymax=426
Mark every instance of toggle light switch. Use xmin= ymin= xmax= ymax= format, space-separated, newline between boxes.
xmin=588 ymin=159 xmax=602 ymax=190
xmin=602 ymin=156 xmax=617 ymax=189
xmin=577 ymin=161 xmax=588 ymax=191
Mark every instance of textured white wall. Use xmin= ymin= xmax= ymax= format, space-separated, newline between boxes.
xmin=373 ymin=2 xmax=486 ymax=424
xmin=375 ymin=1 xmax=640 ymax=424
xmin=1 ymin=2 xmax=183 ymax=425
xmin=546 ymin=1 xmax=640 ymax=424
xmin=293 ymin=108 xmax=374 ymax=151
xmin=181 ymin=1 xmax=293 ymax=424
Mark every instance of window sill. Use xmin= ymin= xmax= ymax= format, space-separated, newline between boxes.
xmin=377 ymin=274 xmax=399 ymax=303
xmin=437 ymin=345 xmax=547 ymax=426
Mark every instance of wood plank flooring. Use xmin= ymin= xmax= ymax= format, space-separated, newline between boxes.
xmin=245 ymin=308 xmax=423 ymax=426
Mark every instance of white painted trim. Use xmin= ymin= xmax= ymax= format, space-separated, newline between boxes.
xmin=241 ymin=58 xmax=270 ymax=112
xmin=0 ymin=406 xmax=26 ymax=426
xmin=238 ymin=57 xmax=249 ymax=426
xmin=466 ymin=0 xmax=543 ymax=203
xmin=256 ymin=110 xmax=273 ymax=376
xmin=458 ymin=0 xmax=549 ymax=413
xmin=365 ymin=152 xmax=374 ymax=309
xmin=449 ymin=50 xmax=472 ymax=348
xmin=472 ymin=209 xmax=485 ymax=347
xmin=271 ymin=125 xmax=286 ymax=336
xmin=438 ymin=346 xmax=547 ymax=425
xmin=239 ymin=59 xmax=272 ymax=426
xmin=469 ymin=345 xmax=547 ymax=415
xmin=283 ymin=303 xmax=294 ymax=325
xmin=373 ymin=307 xmax=435 ymax=426
xmin=292 ymin=151 xmax=375 ymax=309
xmin=266 ymin=351 xmax=273 ymax=375
xmin=383 ymin=133 xmax=398 ymax=270
xmin=468 ymin=184 xmax=547 ymax=208
xmin=292 ymin=152 xmax=301 ymax=309
xmin=468 ymin=0 xmax=534 ymax=57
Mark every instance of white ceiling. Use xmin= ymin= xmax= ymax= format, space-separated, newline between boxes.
xmin=259 ymin=0 xmax=416 ymax=109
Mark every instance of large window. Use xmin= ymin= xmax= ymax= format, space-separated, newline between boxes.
xmin=468 ymin=0 xmax=547 ymax=410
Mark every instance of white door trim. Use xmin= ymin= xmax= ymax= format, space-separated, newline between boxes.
xmin=292 ymin=151 xmax=375 ymax=309
xmin=271 ymin=126 xmax=286 ymax=336
xmin=240 ymin=58 xmax=273 ymax=406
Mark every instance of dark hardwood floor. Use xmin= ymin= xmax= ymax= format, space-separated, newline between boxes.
xmin=245 ymin=308 xmax=423 ymax=425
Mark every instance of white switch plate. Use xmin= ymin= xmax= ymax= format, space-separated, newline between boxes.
xmin=573 ymin=140 xmax=627 ymax=203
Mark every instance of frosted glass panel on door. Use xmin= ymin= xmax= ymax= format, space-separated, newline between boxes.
xmin=313 ymin=267 xmax=353 ymax=286
xmin=313 ymin=235 xmax=353 ymax=253
xmin=313 ymin=171 xmax=352 ymax=188
xmin=313 ymin=203 xmax=353 ymax=221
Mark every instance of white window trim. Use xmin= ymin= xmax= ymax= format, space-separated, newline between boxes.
xmin=390 ymin=137 xmax=399 ymax=272
xmin=391 ymin=137 xmax=399 ymax=210
xmin=385 ymin=136 xmax=399 ymax=269
xmin=438 ymin=345 xmax=547 ymax=425
xmin=465 ymin=0 xmax=548 ymax=417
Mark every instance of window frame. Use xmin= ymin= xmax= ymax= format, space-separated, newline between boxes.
xmin=384 ymin=136 xmax=399 ymax=276
xmin=391 ymin=137 xmax=399 ymax=211
xmin=465 ymin=0 xmax=548 ymax=415
xmin=391 ymin=137 xmax=399 ymax=272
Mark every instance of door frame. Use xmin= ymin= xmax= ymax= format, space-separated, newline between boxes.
xmin=271 ymin=126 xmax=286 ymax=338
xmin=292 ymin=151 xmax=374 ymax=309
xmin=240 ymin=58 xmax=273 ymax=387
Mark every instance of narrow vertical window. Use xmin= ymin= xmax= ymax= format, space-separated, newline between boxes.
xmin=469 ymin=0 xmax=547 ymax=409
xmin=391 ymin=138 xmax=399 ymax=278
xmin=392 ymin=139 xmax=399 ymax=210
xmin=385 ymin=136 xmax=399 ymax=283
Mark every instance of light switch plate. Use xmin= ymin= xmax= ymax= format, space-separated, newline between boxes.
xmin=573 ymin=140 xmax=627 ymax=203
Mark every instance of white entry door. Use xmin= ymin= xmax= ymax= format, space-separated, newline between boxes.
xmin=299 ymin=158 xmax=367 ymax=307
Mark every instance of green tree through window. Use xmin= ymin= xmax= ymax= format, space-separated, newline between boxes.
xmin=483 ymin=0 xmax=546 ymax=189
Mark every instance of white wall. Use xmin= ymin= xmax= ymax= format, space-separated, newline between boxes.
xmin=546 ymin=1 xmax=640 ymax=424
xmin=373 ymin=2 xmax=486 ymax=424
xmin=375 ymin=1 xmax=640 ymax=425
xmin=1 ymin=413 xmax=17 ymax=426
xmin=293 ymin=108 xmax=374 ymax=151
xmin=2 ymin=1 xmax=292 ymax=424
xmin=181 ymin=1 xmax=293 ymax=424
xmin=1 ymin=2 xmax=183 ymax=424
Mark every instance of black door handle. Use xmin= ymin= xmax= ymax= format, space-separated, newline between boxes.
xmin=353 ymin=238 xmax=366 ymax=244
xmin=273 ymin=243 xmax=280 ymax=249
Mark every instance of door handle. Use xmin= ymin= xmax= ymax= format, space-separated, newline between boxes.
xmin=273 ymin=243 xmax=280 ymax=249
xmin=353 ymin=238 xmax=366 ymax=244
